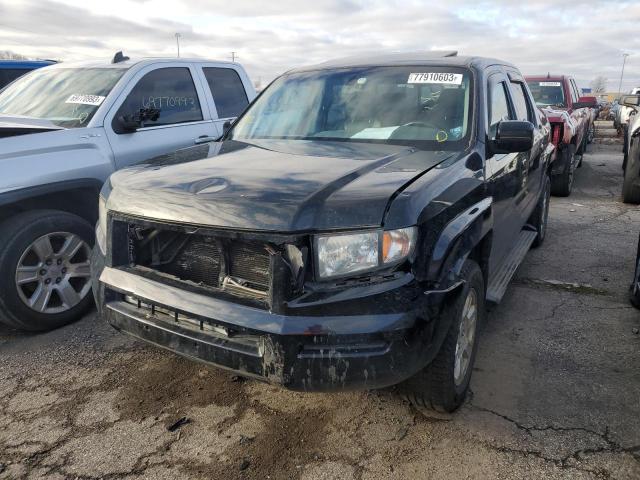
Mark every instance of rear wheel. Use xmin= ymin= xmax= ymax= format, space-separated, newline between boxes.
xmin=530 ymin=174 xmax=551 ymax=248
xmin=551 ymin=145 xmax=576 ymax=197
xmin=0 ymin=210 xmax=94 ymax=331
xmin=400 ymin=260 xmax=484 ymax=413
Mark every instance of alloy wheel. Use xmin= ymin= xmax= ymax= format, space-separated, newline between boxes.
xmin=454 ymin=288 xmax=478 ymax=386
xmin=15 ymin=232 xmax=92 ymax=314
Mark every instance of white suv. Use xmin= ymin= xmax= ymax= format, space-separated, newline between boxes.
xmin=0 ymin=53 xmax=256 ymax=331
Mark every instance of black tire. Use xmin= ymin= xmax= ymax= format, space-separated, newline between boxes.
xmin=0 ymin=210 xmax=95 ymax=332
xmin=550 ymin=145 xmax=576 ymax=197
xmin=587 ymin=123 xmax=594 ymax=144
xmin=400 ymin=260 xmax=485 ymax=413
xmin=622 ymin=152 xmax=640 ymax=204
xmin=530 ymin=174 xmax=551 ymax=248
xmin=631 ymin=236 xmax=640 ymax=309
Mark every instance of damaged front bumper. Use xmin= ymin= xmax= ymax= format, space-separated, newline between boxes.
xmin=92 ymin=248 xmax=457 ymax=392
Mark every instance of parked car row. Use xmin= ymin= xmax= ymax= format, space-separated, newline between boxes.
xmin=0 ymin=51 xmax=604 ymax=414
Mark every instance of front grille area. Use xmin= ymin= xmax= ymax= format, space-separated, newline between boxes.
xmin=156 ymin=235 xmax=223 ymax=289
xmin=125 ymin=222 xmax=272 ymax=303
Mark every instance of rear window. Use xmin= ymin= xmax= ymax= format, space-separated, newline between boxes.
xmin=527 ymin=80 xmax=565 ymax=108
xmin=203 ymin=67 xmax=248 ymax=119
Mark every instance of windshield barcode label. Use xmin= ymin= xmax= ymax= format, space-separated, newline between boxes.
xmin=539 ymin=82 xmax=561 ymax=87
xmin=408 ymin=73 xmax=463 ymax=85
xmin=65 ymin=94 xmax=106 ymax=106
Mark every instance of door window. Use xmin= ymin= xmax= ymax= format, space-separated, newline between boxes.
xmin=203 ymin=67 xmax=248 ymax=118
xmin=114 ymin=67 xmax=202 ymax=131
xmin=510 ymin=81 xmax=533 ymax=122
xmin=489 ymin=81 xmax=512 ymax=138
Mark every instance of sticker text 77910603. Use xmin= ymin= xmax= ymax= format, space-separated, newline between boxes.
xmin=407 ymin=73 xmax=463 ymax=85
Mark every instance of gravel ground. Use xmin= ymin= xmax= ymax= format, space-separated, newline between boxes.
xmin=1 ymin=143 xmax=639 ymax=480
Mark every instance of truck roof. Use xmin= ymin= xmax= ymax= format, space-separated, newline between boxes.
xmin=0 ymin=60 xmax=56 ymax=69
xmin=43 ymin=57 xmax=241 ymax=70
xmin=289 ymin=52 xmax=516 ymax=73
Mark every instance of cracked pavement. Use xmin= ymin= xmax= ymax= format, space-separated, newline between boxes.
xmin=1 ymin=144 xmax=639 ymax=479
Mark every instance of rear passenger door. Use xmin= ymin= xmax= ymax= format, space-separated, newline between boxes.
xmin=105 ymin=63 xmax=219 ymax=169
xmin=507 ymin=73 xmax=545 ymax=217
xmin=196 ymin=64 xmax=252 ymax=133
xmin=485 ymin=72 xmax=526 ymax=272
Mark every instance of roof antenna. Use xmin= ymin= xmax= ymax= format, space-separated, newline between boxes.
xmin=112 ymin=51 xmax=129 ymax=64
xmin=547 ymin=72 xmax=550 ymax=79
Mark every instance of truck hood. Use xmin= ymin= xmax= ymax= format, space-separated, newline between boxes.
xmin=108 ymin=139 xmax=458 ymax=232
xmin=0 ymin=115 xmax=64 ymax=138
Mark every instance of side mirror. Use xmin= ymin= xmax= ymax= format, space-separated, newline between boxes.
xmin=491 ymin=120 xmax=534 ymax=154
xmin=115 ymin=107 xmax=161 ymax=133
xmin=622 ymin=95 xmax=640 ymax=108
xmin=223 ymin=120 xmax=232 ymax=135
xmin=574 ymin=96 xmax=598 ymax=109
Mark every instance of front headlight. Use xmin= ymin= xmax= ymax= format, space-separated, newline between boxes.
xmin=316 ymin=227 xmax=416 ymax=279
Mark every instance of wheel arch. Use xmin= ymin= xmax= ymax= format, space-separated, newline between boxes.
xmin=424 ymin=197 xmax=493 ymax=289
xmin=0 ymin=179 xmax=103 ymax=226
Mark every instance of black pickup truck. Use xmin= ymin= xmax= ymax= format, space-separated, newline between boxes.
xmin=92 ymin=53 xmax=554 ymax=413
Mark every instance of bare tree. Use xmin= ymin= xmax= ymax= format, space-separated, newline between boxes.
xmin=590 ymin=76 xmax=608 ymax=93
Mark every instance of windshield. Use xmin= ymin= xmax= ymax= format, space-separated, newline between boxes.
xmin=231 ymin=66 xmax=472 ymax=149
xmin=527 ymin=81 xmax=566 ymax=107
xmin=0 ymin=67 xmax=127 ymax=128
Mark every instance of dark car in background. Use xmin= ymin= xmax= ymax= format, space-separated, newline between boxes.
xmin=93 ymin=52 xmax=554 ymax=413
xmin=0 ymin=60 xmax=55 ymax=89
xmin=621 ymin=95 xmax=640 ymax=204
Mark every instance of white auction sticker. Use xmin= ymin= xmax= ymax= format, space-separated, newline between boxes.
xmin=408 ymin=72 xmax=463 ymax=85
xmin=65 ymin=94 xmax=106 ymax=106
xmin=539 ymin=82 xmax=561 ymax=87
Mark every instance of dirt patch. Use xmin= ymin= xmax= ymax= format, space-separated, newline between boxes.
xmin=112 ymin=352 xmax=247 ymax=423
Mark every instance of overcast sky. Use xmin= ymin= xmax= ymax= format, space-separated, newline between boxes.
xmin=1 ymin=0 xmax=638 ymax=91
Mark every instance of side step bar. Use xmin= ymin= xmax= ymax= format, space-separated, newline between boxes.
xmin=486 ymin=230 xmax=537 ymax=303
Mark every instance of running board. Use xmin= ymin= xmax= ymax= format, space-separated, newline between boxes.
xmin=486 ymin=230 xmax=537 ymax=303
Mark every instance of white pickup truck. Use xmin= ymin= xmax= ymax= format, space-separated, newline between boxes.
xmin=0 ymin=52 xmax=256 ymax=331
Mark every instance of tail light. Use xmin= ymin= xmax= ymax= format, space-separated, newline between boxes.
xmin=551 ymin=124 xmax=562 ymax=146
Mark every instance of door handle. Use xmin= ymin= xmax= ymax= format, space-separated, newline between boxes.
xmin=195 ymin=135 xmax=216 ymax=144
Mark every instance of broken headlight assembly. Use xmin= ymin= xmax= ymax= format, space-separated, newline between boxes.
xmin=315 ymin=227 xmax=416 ymax=279
xmin=96 ymin=179 xmax=112 ymax=255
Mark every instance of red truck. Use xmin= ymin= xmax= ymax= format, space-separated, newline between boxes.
xmin=526 ymin=75 xmax=597 ymax=196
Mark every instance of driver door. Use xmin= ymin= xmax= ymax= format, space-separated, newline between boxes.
xmin=104 ymin=63 xmax=219 ymax=170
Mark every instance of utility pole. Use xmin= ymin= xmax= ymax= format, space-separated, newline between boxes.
xmin=230 ymin=51 xmax=238 ymax=62
xmin=175 ymin=33 xmax=182 ymax=58
xmin=617 ymin=53 xmax=630 ymax=95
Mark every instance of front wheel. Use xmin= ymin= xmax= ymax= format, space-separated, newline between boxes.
xmin=622 ymin=152 xmax=640 ymax=204
xmin=400 ymin=260 xmax=485 ymax=413
xmin=0 ymin=210 xmax=94 ymax=331
xmin=551 ymin=145 xmax=576 ymax=197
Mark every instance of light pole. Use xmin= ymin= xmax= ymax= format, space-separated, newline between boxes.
xmin=617 ymin=53 xmax=630 ymax=96
xmin=175 ymin=33 xmax=182 ymax=58
xmin=230 ymin=51 xmax=238 ymax=62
